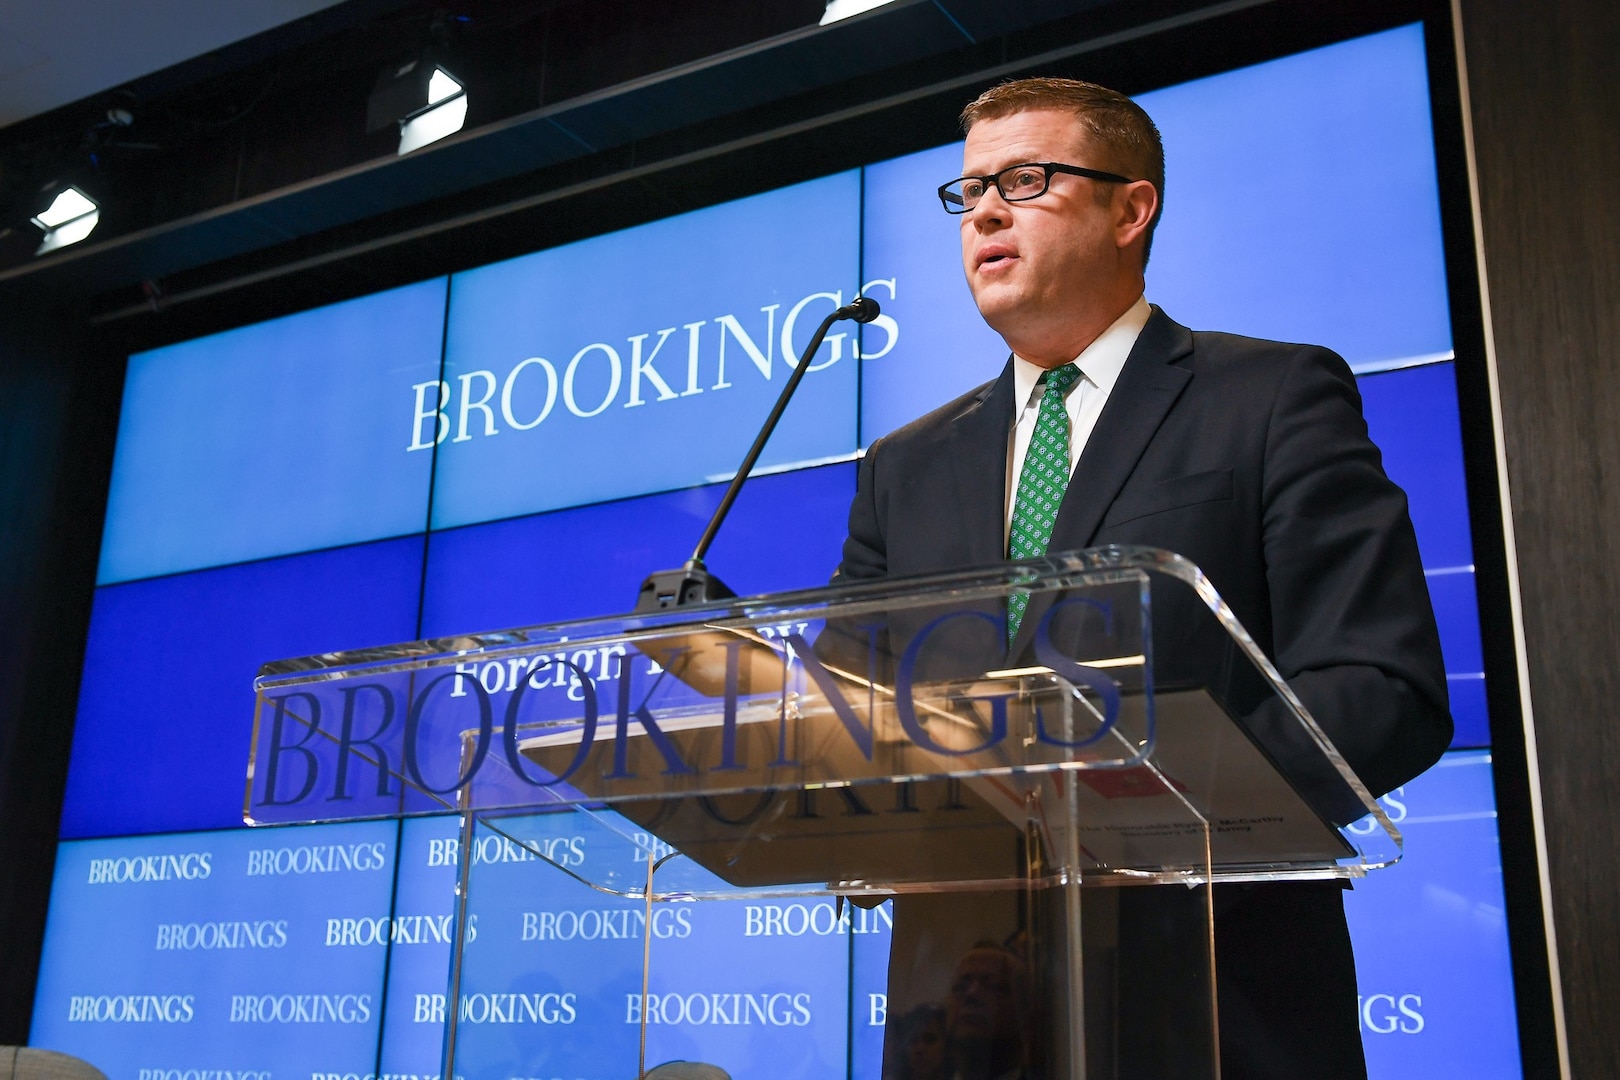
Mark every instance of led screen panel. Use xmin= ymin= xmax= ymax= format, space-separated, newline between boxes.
xmin=1358 ymin=362 xmax=1488 ymax=746
xmin=1359 ymin=363 xmax=1473 ymax=572
xmin=30 ymin=822 xmax=398 ymax=1079
xmin=1142 ymin=23 xmax=1451 ymax=370
xmin=380 ymin=812 xmax=890 ymax=1077
xmin=1345 ymin=750 xmax=1521 ymax=1077
xmin=1426 ymin=571 xmax=1488 ymax=746
xmin=420 ymin=462 xmax=854 ymax=637
xmin=376 ymin=816 xmax=463 ymax=1072
xmin=858 ymin=23 xmax=1451 ymax=443
xmin=432 ymin=172 xmax=862 ymax=530
xmin=61 ymin=537 xmax=425 ymax=839
xmin=98 ymin=279 xmax=445 ymax=585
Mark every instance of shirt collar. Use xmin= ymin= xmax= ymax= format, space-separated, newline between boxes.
xmin=1011 ymin=294 xmax=1152 ymax=409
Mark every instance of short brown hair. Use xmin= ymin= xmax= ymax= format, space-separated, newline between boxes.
xmin=961 ymin=77 xmax=1164 ymax=263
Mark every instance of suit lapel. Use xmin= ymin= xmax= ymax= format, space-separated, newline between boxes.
xmin=1050 ymin=308 xmax=1194 ymax=551
xmin=1010 ymin=309 xmax=1194 ymax=661
xmin=944 ymin=357 xmax=1018 ymax=569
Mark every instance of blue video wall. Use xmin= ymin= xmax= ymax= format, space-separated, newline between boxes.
xmin=35 ymin=23 xmax=1520 ymax=1078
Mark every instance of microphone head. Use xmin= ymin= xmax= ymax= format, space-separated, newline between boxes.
xmin=845 ymin=296 xmax=882 ymax=323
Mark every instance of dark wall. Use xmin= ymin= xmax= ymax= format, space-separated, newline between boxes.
xmin=1459 ymin=0 xmax=1620 ymax=1074
xmin=0 ymin=309 xmax=121 ymax=1044
xmin=0 ymin=0 xmax=826 ymax=266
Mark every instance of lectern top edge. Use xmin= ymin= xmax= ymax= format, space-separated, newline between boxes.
xmin=253 ymin=546 xmax=1173 ymax=683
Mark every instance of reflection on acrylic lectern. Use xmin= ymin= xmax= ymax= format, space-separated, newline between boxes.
xmin=246 ymin=547 xmax=1402 ymax=1079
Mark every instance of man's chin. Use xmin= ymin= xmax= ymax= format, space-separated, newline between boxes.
xmin=969 ymin=291 xmax=1024 ymax=337
xmin=972 ymin=302 xmax=1023 ymax=348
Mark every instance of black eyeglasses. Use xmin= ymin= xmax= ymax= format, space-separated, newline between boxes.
xmin=938 ymin=161 xmax=1133 ymax=214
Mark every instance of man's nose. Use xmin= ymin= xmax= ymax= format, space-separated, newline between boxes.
xmin=967 ymin=184 xmax=1013 ymax=228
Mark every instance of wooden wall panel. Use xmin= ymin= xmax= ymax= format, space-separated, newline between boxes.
xmin=1459 ymin=0 xmax=1620 ymax=1073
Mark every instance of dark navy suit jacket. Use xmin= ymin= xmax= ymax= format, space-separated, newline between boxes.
xmin=837 ymin=306 xmax=1452 ymax=1077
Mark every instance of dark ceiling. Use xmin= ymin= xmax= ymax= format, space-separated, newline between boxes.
xmin=0 ymin=0 xmax=1312 ymax=342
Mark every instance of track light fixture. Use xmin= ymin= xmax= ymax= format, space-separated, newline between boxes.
xmin=367 ymin=57 xmax=468 ymax=156
xmin=32 ymin=186 xmax=100 ymax=255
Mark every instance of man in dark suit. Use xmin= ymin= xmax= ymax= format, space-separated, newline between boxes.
xmin=837 ymin=78 xmax=1452 ymax=1078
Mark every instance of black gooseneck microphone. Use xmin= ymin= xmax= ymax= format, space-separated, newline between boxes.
xmin=635 ymin=296 xmax=882 ymax=612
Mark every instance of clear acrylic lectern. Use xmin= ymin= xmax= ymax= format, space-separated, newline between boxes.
xmin=246 ymin=546 xmax=1400 ymax=1079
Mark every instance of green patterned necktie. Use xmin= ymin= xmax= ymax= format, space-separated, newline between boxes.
xmin=1007 ymin=363 xmax=1083 ymax=642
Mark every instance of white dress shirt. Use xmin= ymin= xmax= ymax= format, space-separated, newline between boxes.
xmin=1005 ymin=295 xmax=1151 ymax=542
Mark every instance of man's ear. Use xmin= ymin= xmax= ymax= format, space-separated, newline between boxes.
xmin=1114 ymin=180 xmax=1159 ymax=251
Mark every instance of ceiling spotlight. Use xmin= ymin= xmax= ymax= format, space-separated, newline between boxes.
xmin=367 ymin=58 xmax=468 ymax=156
xmin=32 ymin=186 xmax=100 ymax=255
xmin=820 ymin=0 xmax=902 ymax=25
